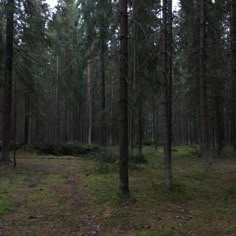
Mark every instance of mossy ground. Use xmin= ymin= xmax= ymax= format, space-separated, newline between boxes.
xmin=0 ymin=146 xmax=235 ymax=235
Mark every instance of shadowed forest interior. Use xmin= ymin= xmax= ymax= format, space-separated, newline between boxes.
xmin=0 ymin=0 xmax=236 ymax=235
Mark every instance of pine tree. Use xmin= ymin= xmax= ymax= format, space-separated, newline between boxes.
xmin=119 ymin=0 xmax=129 ymax=195
xmin=231 ymin=0 xmax=236 ymax=149
xmin=162 ymin=0 xmax=173 ymax=190
xmin=1 ymin=0 xmax=14 ymax=161
xmin=199 ymin=0 xmax=210 ymax=164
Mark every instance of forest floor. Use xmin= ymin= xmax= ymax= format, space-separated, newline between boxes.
xmin=0 ymin=146 xmax=235 ymax=236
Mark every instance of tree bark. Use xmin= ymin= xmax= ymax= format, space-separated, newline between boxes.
xmin=152 ymin=99 xmax=158 ymax=151
xmin=199 ymin=0 xmax=210 ymax=163
xmin=0 ymin=25 xmax=4 ymax=82
xmin=87 ymin=62 xmax=92 ymax=145
xmin=1 ymin=0 xmax=14 ymax=161
xmin=130 ymin=0 xmax=136 ymax=157
xmin=135 ymin=0 xmax=144 ymax=158
xmin=24 ymin=94 xmax=31 ymax=145
xmin=56 ymin=55 xmax=60 ymax=145
xmin=138 ymin=98 xmax=143 ymax=157
xmin=162 ymin=0 xmax=173 ymax=190
xmin=100 ymin=1 xmax=106 ymax=146
xmin=119 ymin=0 xmax=129 ymax=195
xmin=231 ymin=1 xmax=236 ymax=150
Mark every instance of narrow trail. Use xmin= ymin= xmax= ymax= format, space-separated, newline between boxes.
xmin=0 ymin=158 xmax=99 ymax=236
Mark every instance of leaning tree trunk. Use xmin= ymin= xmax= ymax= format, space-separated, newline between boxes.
xmin=1 ymin=0 xmax=14 ymax=161
xmin=199 ymin=0 xmax=210 ymax=164
xmin=119 ymin=0 xmax=129 ymax=195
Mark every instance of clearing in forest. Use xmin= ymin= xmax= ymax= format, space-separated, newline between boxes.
xmin=0 ymin=146 xmax=235 ymax=236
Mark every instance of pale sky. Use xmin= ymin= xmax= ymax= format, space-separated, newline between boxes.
xmin=46 ymin=0 xmax=58 ymax=8
xmin=46 ymin=0 xmax=180 ymax=10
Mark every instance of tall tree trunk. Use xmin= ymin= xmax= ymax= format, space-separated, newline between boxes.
xmin=13 ymin=69 xmax=16 ymax=167
xmin=87 ymin=62 xmax=92 ymax=145
xmin=231 ymin=1 xmax=236 ymax=150
xmin=1 ymin=0 xmax=14 ymax=161
xmin=119 ymin=0 xmax=129 ymax=195
xmin=162 ymin=0 xmax=173 ymax=190
xmin=130 ymin=0 xmax=136 ymax=157
xmin=135 ymin=0 xmax=144 ymax=158
xmin=100 ymin=2 xmax=106 ymax=146
xmin=56 ymin=55 xmax=60 ymax=145
xmin=199 ymin=0 xmax=210 ymax=163
xmin=211 ymin=0 xmax=225 ymax=155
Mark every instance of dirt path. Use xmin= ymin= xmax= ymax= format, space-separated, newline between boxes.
xmin=0 ymin=157 xmax=99 ymax=236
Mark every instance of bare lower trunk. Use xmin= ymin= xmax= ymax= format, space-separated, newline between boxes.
xmin=24 ymin=95 xmax=31 ymax=145
xmin=138 ymin=98 xmax=143 ymax=157
xmin=152 ymin=100 xmax=158 ymax=151
xmin=87 ymin=62 xmax=92 ymax=145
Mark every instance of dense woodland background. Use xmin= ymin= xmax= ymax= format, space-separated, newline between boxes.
xmin=0 ymin=0 xmax=236 ymax=193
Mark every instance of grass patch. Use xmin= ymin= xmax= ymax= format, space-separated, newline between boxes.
xmin=85 ymin=174 xmax=118 ymax=205
xmin=81 ymin=145 xmax=236 ymax=235
xmin=0 ymin=194 xmax=16 ymax=215
xmin=0 ymin=145 xmax=235 ymax=235
xmin=0 ymin=179 xmax=17 ymax=215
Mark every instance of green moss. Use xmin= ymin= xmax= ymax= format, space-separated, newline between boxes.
xmin=85 ymin=174 xmax=119 ymax=206
xmin=0 ymin=146 xmax=235 ymax=235
xmin=0 ymin=180 xmax=17 ymax=215
xmin=0 ymin=196 xmax=16 ymax=215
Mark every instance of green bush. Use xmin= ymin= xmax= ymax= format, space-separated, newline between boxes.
xmin=91 ymin=149 xmax=118 ymax=163
xmin=61 ymin=143 xmax=100 ymax=155
xmin=130 ymin=154 xmax=148 ymax=164
xmin=190 ymin=144 xmax=201 ymax=157
xmin=143 ymin=140 xmax=154 ymax=146
xmin=24 ymin=143 xmax=102 ymax=156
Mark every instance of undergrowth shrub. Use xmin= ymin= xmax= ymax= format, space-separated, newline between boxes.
xmin=143 ymin=140 xmax=154 ymax=146
xmin=130 ymin=154 xmax=148 ymax=164
xmin=91 ymin=149 xmax=118 ymax=163
xmin=21 ymin=143 xmax=101 ymax=156
xmin=61 ymin=143 xmax=100 ymax=155
xmin=190 ymin=144 xmax=201 ymax=157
